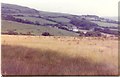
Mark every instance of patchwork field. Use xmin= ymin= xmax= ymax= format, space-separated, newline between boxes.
xmin=1 ymin=35 xmax=118 ymax=75
xmin=2 ymin=20 xmax=78 ymax=36
xmin=91 ymin=21 xmax=118 ymax=27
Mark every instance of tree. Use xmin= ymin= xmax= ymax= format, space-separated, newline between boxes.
xmin=70 ymin=18 xmax=99 ymax=30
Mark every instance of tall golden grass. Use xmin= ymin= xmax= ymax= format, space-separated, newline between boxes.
xmin=1 ymin=35 xmax=118 ymax=75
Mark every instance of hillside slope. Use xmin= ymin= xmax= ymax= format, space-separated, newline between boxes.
xmin=1 ymin=3 xmax=119 ymax=36
xmin=2 ymin=20 xmax=78 ymax=36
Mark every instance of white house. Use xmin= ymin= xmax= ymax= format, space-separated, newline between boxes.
xmin=72 ymin=26 xmax=79 ymax=32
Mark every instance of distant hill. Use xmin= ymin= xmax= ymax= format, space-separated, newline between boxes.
xmin=103 ymin=17 xmax=118 ymax=21
xmin=1 ymin=3 xmax=119 ymax=36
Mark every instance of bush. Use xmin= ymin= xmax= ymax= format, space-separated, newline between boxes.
xmin=2 ymin=15 xmax=15 ymax=20
xmin=58 ymin=26 xmax=69 ymax=31
xmin=2 ymin=15 xmax=35 ymax=25
xmin=85 ymin=31 xmax=101 ymax=37
xmin=41 ymin=32 xmax=52 ymax=36
xmin=76 ymin=31 xmax=85 ymax=36
xmin=94 ymin=27 xmax=103 ymax=32
xmin=35 ymin=21 xmax=40 ymax=25
xmin=8 ymin=31 xmax=18 ymax=35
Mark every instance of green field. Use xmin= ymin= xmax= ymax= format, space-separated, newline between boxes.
xmin=91 ymin=21 xmax=118 ymax=27
xmin=15 ymin=16 xmax=57 ymax=25
xmin=2 ymin=20 xmax=78 ymax=36
xmin=49 ymin=17 xmax=71 ymax=22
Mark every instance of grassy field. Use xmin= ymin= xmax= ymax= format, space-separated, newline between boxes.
xmin=49 ymin=17 xmax=70 ymax=22
xmin=1 ymin=35 xmax=118 ymax=75
xmin=91 ymin=21 xmax=118 ymax=27
xmin=2 ymin=20 xmax=78 ymax=36
xmin=15 ymin=16 xmax=57 ymax=25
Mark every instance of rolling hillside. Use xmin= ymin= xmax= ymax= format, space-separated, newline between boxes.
xmin=2 ymin=20 xmax=78 ymax=36
xmin=1 ymin=3 xmax=118 ymax=75
xmin=1 ymin=3 xmax=119 ymax=36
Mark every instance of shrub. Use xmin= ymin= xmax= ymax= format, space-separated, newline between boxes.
xmin=2 ymin=15 xmax=15 ymax=20
xmin=41 ymin=32 xmax=52 ymax=36
xmin=8 ymin=31 xmax=18 ymax=35
xmin=76 ymin=31 xmax=85 ymax=36
xmin=35 ymin=21 xmax=40 ymax=25
xmin=27 ymin=32 xmax=32 ymax=35
xmin=58 ymin=26 xmax=69 ymax=31
xmin=85 ymin=31 xmax=101 ymax=37
xmin=94 ymin=27 xmax=103 ymax=32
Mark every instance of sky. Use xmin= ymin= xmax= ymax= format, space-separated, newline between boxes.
xmin=1 ymin=0 xmax=120 ymax=17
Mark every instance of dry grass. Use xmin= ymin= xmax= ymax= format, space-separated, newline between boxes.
xmin=1 ymin=35 xmax=118 ymax=75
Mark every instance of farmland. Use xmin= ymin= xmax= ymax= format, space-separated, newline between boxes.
xmin=15 ymin=16 xmax=57 ymax=25
xmin=1 ymin=3 xmax=119 ymax=75
xmin=1 ymin=35 xmax=118 ymax=75
xmin=91 ymin=21 xmax=118 ymax=27
xmin=2 ymin=20 xmax=78 ymax=36
xmin=2 ymin=3 xmax=119 ymax=37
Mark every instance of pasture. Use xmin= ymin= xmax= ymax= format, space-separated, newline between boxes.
xmin=2 ymin=20 xmax=78 ymax=36
xmin=91 ymin=21 xmax=118 ymax=27
xmin=1 ymin=35 xmax=118 ymax=75
xmin=15 ymin=16 xmax=57 ymax=25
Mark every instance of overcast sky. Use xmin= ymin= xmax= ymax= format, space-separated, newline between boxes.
xmin=1 ymin=0 xmax=120 ymax=17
